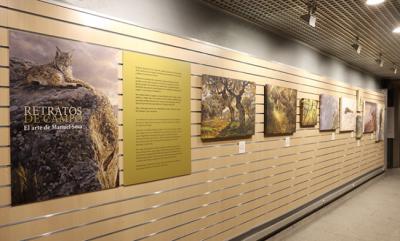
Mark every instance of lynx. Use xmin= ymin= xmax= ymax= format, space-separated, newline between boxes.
xmin=25 ymin=47 xmax=118 ymax=187
xmin=25 ymin=47 xmax=92 ymax=89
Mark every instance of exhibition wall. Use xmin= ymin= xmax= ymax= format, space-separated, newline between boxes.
xmin=55 ymin=0 xmax=382 ymax=90
xmin=0 ymin=0 xmax=385 ymax=240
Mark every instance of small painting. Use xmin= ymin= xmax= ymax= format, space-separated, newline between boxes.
xmin=339 ymin=97 xmax=356 ymax=132
xmin=363 ymin=101 xmax=377 ymax=133
xmin=300 ymin=98 xmax=318 ymax=127
xmin=201 ymin=75 xmax=256 ymax=140
xmin=376 ymin=104 xmax=385 ymax=141
xmin=356 ymin=90 xmax=363 ymax=113
xmin=356 ymin=115 xmax=363 ymax=139
xmin=319 ymin=94 xmax=339 ymax=131
xmin=264 ymin=85 xmax=297 ymax=136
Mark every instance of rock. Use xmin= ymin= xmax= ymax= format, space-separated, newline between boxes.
xmin=10 ymin=57 xmax=119 ymax=205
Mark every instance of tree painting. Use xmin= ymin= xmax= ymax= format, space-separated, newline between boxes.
xmin=300 ymin=98 xmax=318 ymax=127
xmin=264 ymin=85 xmax=297 ymax=136
xmin=201 ymin=75 xmax=256 ymax=141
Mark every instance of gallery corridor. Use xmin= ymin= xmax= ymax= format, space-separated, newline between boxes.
xmin=269 ymin=169 xmax=400 ymax=241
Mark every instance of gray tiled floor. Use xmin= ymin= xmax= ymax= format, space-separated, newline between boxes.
xmin=268 ymin=169 xmax=400 ymax=241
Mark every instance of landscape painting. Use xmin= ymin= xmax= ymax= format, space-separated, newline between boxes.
xmin=9 ymin=30 xmax=119 ymax=205
xmin=300 ymin=98 xmax=318 ymax=127
xmin=201 ymin=75 xmax=256 ymax=141
xmin=264 ymin=85 xmax=297 ymax=136
xmin=319 ymin=94 xmax=339 ymax=131
xmin=363 ymin=101 xmax=377 ymax=133
xmin=356 ymin=115 xmax=363 ymax=139
xmin=339 ymin=97 xmax=356 ymax=132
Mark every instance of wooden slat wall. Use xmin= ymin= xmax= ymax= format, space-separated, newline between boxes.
xmin=0 ymin=1 xmax=385 ymax=240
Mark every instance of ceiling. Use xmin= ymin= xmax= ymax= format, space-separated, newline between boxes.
xmin=202 ymin=0 xmax=400 ymax=79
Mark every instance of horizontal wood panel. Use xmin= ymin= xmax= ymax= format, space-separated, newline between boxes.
xmin=0 ymin=1 xmax=385 ymax=241
xmin=0 ymin=27 xmax=8 ymax=46
xmin=0 ymin=186 xmax=10 ymax=206
xmin=0 ymin=48 xmax=8 ymax=66
xmin=0 ymin=167 xmax=10 ymax=185
xmin=0 ymin=127 xmax=9 ymax=146
xmin=0 ymin=107 xmax=9 ymax=125
xmin=0 ymin=147 xmax=10 ymax=165
xmin=0 ymin=88 xmax=9 ymax=106
xmin=0 ymin=68 xmax=9 ymax=86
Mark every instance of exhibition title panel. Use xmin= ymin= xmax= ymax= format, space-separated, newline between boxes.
xmin=123 ymin=52 xmax=191 ymax=185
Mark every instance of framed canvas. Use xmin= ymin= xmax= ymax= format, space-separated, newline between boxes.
xmin=319 ymin=94 xmax=339 ymax=131
xmin=339 ymin=97 xmax=357 ymax=132
xmin=300 ymin=99 xmax=318 ymax=127
xmin=201 ymin=75 xmax=256 ymax=141
xmin=363 ymin=101 xmax=377 ymax=133
xmin=264 ymin=85 xmax=297 ymax=136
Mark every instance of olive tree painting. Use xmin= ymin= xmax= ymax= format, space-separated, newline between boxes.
xmin=201 ymin=75 xmax=256 ymax=141
xmin=319 ymin=94 xmax=339 ymax=131
xmin=264 ymin=85 xmax=297 ymax=136
xmin=9 ymin=30 xmax=119 ymax=205
xmin=363 ymin=101 xmax=377 ymax=133
xmin=339 ymin=97 xmax=356 ymax=132
xmin=300 ymin=99 xmax=318 ymax=127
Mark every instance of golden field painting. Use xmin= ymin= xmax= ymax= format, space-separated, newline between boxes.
xmin=201 ymin=75 xmax=256 ymax=141
xmin=264 ymin=85 xmax=297 ymax=136
xmin=300 ymin=98 xmax=318 ymax=127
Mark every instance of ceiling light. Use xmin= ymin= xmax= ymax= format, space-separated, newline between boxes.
xmin=351 ymin=36 xmax=362 ymax=54
xmin=393 ymin=27 xmax=400 ymax=33
xmin=375 ymin=53 xmax=384 ymax=67
xmin=301 ymin=0 xmax=317 ymax=28
xmin=392 ymin=64 xmax=398 ymax=74
xmin=366 ymin=0 xmax=385 ymax=5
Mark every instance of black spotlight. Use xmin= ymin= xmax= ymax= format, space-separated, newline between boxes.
xmin=301 ymin=0 xmax=318 ymax=27
xmin=351 ymin=36 xmax=362 ymax=54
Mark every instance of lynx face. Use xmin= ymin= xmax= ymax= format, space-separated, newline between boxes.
xmin=55 ymin=47 xmax=72 ymax=70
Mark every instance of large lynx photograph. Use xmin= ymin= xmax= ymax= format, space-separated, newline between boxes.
xmin=201 ymin=75 xmax=256 ymax=141
xmin=9 ymin=30 xmax=119 ymax=205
